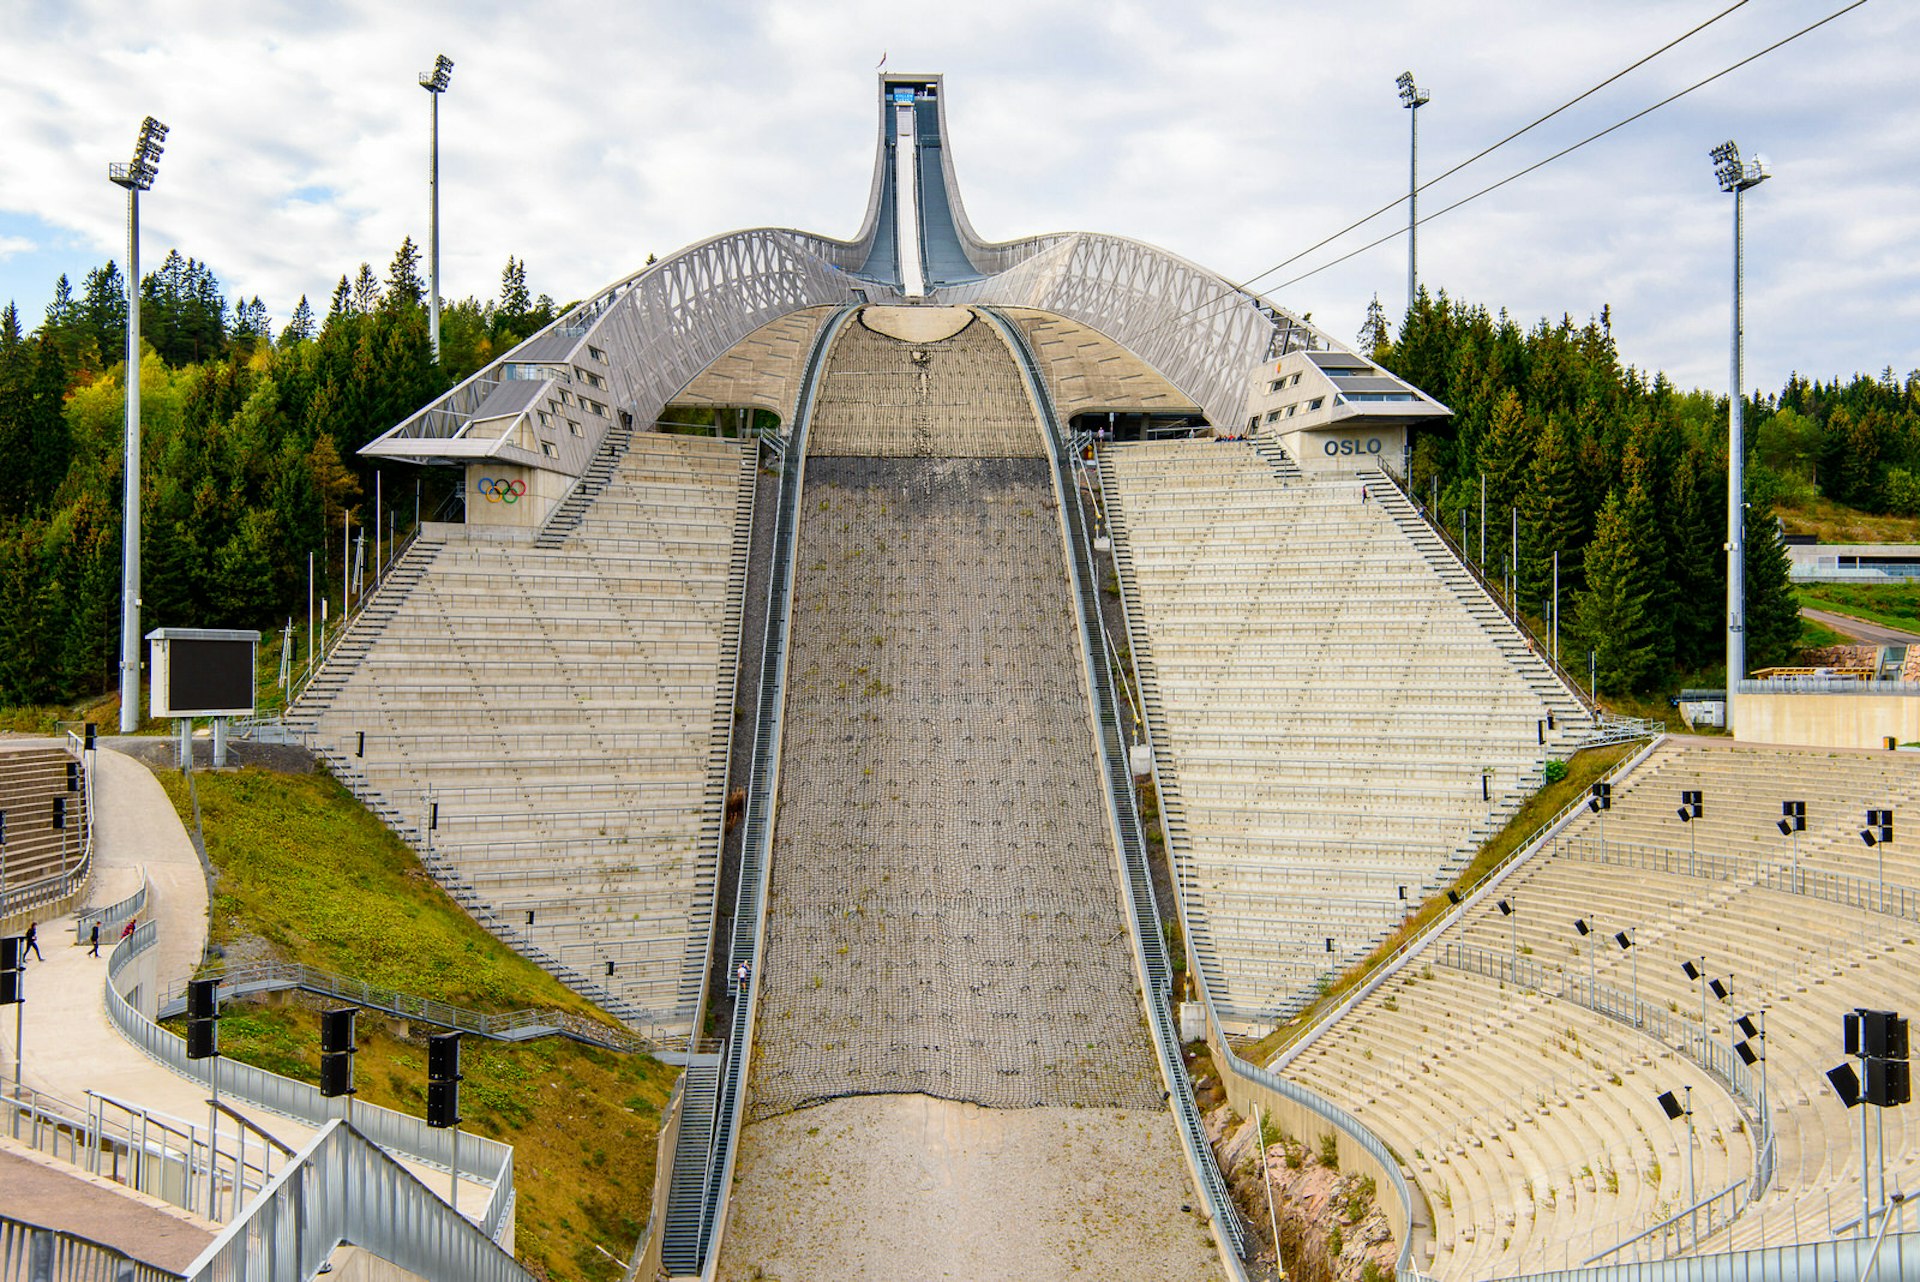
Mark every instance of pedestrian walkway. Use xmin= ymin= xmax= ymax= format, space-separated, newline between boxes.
xmin=0 ymin=1141 xmax=213 ymax=1270
xmin=0 ymin=740 xmax=492 ymax=1241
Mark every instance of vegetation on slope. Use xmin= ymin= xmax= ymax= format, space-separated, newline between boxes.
xmin=156 ymin=765 xmax=674 ymax=1282
xmin=1795 ymin=581 xmax=1920 ymax=637
xmin=1246 ymin=740 xmax=1638 ymax=1065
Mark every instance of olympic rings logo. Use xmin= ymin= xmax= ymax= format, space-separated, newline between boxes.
xmin=477 ymin=477 xmax=527 ymax=504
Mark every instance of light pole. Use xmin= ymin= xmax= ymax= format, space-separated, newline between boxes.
xmin=1862 ymin=809 xmax=1894 ymax=910
xmin=1657 ymin=1086 xmax=1697 ymax=1242
xmin=1711 ymin=140 xmax=1769 ymax=735
xmin=1396 ymin=71 xmax=1430 ymax=320
xmin=110 ymin=116 xmax=168 ymax=734
xmin=1677 ymin=789 xmax=1703 ymax=876
xmin=1778 ymin=800 xmax=1806 ymax=892
xmin=1574 ymin=918 xmax=1596 ymax=1005
xmin=420 ymin=54 xmax=454 ymax=361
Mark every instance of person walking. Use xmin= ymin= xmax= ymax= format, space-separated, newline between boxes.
xmin=88 ymin=922 xmax=101 ymax=956
xmin=736 ymin=960 xmax=751 ymax=990
xmin=24 ymin=921 xmax=41 ymax=961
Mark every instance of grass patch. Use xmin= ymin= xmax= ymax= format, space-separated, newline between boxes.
xmin=170 ymin=1002 xmax=675 ymax=1282
xmin=1777 ymin=495 xmax=1920 ymax=544
xmin=1246 ymin=741 xmax=1639 ymax=1064
xmin=1796 ymin=581 xmax=1920 ymax=637
xmin=155 ymin=765 xmax=667 ymax=1278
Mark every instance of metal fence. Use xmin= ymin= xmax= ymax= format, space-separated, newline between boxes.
xmin=179 ymin=1121 xmax=532 ymax=1282
xmin=156 ymin=960 xmax=651 ymax=1054
xmin=103 ymin=922 xmax=515 ymax=1243
xmin=0 ymin=1216 xmax=179 ymax=1282
xmin=1487 ymin=1225 xmax=1920 ymax=1282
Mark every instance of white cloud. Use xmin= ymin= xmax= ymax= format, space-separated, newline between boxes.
xmin=0 ymin=236 xmax=35 ymax=261
xmin=0 ymin=0 xmax=1912 ymax=395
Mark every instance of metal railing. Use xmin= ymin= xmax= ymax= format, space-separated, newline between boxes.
xmin=1263 ymin=736 xmax=1665 ymax=1071
xmin=180 ymin=1120 xmax=533 ymax=1282
xmin=103 ymin=921 xmax=516 ymax=1243
xmin=1489 ymin=1222 xmax=1920 ymax=1281
xmin=1368 ymin=461 xmax=1597 ymax=717
xmin=1553 ymin=833 xmax=1920 ymax=925
xmin=72 ymin=869 xmax=146 ymax=945
xmin=1584 ymin=1181 xmax=1749 ymax=1266
xmin=991 ymin=306 xmax=1253 ymax=1271
xmin=156 ymin=960 xmax=651 ymax=1054
xmin=1 ymin=731 xmax=94 ymax=926
xmin=1737 ymin=676 xmax=1920 ymax=695
xmin=0 ymin=1215 xmax=180 ymax=1282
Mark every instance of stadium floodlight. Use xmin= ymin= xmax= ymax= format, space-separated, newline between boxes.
xmin=109 ymin=115 xmax=169 ymax=733
xmin=1711 ymin=140 xmax=1769 ymax=734
xmin=419 ymin=55 xmax=454 ymax=360
xmin=1396 ymin=72 xmax=1432 ymax=319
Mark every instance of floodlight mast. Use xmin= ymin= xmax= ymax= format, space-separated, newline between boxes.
xmin=1397 ymin=72 xmax=1431 ymax=320
xmin=1711 ymin=140 xmax=1768 ymax=735
xmin=109 ymin=116 xmax=168 ymax=734
xmin=420 ymin=55 xmax=454 ymax=361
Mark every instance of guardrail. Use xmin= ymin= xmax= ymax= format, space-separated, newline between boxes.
xmin=992 ymin=306 xmax=1254 ymax=1273
xmin=0 ymin=731 xmax=95 ymax=928
xmin=1737 ymin=676 xmax=1920 ymax=695
xmin=0 ymin=1215 xmax=181 ymax=1282
xmin=1263 ymin=735 xmax=1664 ymax=1072
xmin=179 ymin=1120 xmax=533 ymax=1282
xmin=157 ymin=960 xmax=650 ymax=1055
xmin=1553 ymin=833 xmax=1920 ymax=925
xmin=1493 ymin=1223 xmax=1920 ymax=1281
xmin=103 ymin=920 xmax=517 ymax=1244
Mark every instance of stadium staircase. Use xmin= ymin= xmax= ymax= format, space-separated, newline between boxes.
xmin=1099 ymin=437 xmax=1594 ymax=1029
xmin=659 ymin=1054 xmax=720 ymax=1276
xmin=284 ymin=429 xmax=756 ymax=1040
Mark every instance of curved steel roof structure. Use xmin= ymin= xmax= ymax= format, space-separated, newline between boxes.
xmin=362 ymin=73 xmax=1444 ymax=487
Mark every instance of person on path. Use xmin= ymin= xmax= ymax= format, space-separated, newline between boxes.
xmin=24 ymin=922 xmax=41 ymax=961
xmin=737 ymin=960 xmax=750 ymax=990
xmin=88 ymin=922 xmax=101 ymax=956
xmin=119 ymin=918 xmax=136 ymax=943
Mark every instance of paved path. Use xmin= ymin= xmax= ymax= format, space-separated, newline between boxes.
xmin=1800 ymin=605 xmax=1920 ymax=645
xmin=0 ymin=1141 xmax=213 ymax=1268
xmin=0 ymin=741 xmax=490 ymax=1245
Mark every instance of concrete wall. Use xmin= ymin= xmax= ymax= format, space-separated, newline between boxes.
xmin=1738 ymin=691 xmax=1920 ymax=749
xmin=1282 ymin=422 xmax=1408 ymax=474
xmin=462 ymin=462 xmax=574 ymax=531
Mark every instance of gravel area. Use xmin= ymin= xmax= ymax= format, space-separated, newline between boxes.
xmin=715 ymin=1094 xmax=1225 ymax=1282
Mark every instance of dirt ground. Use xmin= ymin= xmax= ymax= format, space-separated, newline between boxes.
xmin=714 ymin=1093 xmax=1226 ymax=1282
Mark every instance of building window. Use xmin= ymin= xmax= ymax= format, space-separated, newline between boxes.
xmin=1291 ymin=373 xmax=1302 ymax=386
xmin=1285 ymin=405 xmax=1297 ymax=418
xmin=1268 ymin=379 xmax=1285 ymax=393
xmin=541 ymin=440 xmax=558 ymax=458
xmin=587 ymin=345 xmax=606 ymax=363
xmin=1307 ymin=397 xmax=1324 ymax=411
xmin=1247 ymin=416 xmax=1259 ymax=430
xmin=569 ymin=419 xmax=583 ymax=436
xmin=1265 ymin=409 xmax=1282 ymax=424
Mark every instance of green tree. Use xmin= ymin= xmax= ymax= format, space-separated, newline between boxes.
xmin=281 ymin=296 xmax=316 ymax=346
xmin=386 ymin=237 xmax=425 ymax=310
xmin=1519 ymin=414 xmax=1586 ymax=606
xmin=1743 ymin=508 xmax=1801 ymax=672
xmin=1476 ymin=389 xmax=1533 ymax=518
xmin=1573 ymin=484 xmax=1663 ymax=693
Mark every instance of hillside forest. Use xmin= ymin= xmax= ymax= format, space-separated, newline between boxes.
xmin=0 ymin=258 xmax=1914 ymax=708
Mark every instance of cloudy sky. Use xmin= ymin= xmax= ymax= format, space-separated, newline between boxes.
xmin=1 ymin=0 xmax=1913 ymax=396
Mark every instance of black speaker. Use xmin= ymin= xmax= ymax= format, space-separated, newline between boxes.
xmin=320 ymin=1051 xmax=356 ymax=1099
xmin=66 ymin=761 xmax=79 ymax=791
xmin=0 ymin=937 xmax=20 ymax=970
xmin=84 ymin=722 xmax=96 ymax=750
xmin=0 ymin=970 xmax=19 ymax=1006
xmin=187 ymin=978 xmax=219 ymax=1021
xmin=321 ymin=1007 xmax=357 ymax=1055
xmin=187 ymin=1019 xmax=217 ymax=1060
xmin=1867 ymin=1058 xmax=1911 ymax=1107
xmin=1830 ymin=1061 xmax=1862 ymax=1107
xmin=1736 ymin=1015 xmax=1758 ymax=1040
xmin=1682 ymin=960 xmax=1700 ymax=981
xmin=51 ymin=797 xmax=66 ymax=830
xmin=1657 ymin=1090 xmax=1685 ymax=1120
xmin=1735 ymin=1040 xmax=1757 ymax=1066
xmin=427 ymin=1079 xmax=461 ymax=1129
xmin=1574 ymin=919 xmax=1590 ymax=936
xmin=1846 ymin=1011 xmax=1863 ymax=1057
xmin=428 ymin=1031 xmax=462 ymax=1082
xmin=1864 ymin=1011 xmax=1909 ymax=1061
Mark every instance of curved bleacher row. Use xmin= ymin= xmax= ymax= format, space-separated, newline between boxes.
xmin=288 ymin=430 xmax=755 ymax=1036
xmin=1276 ymin=737 xmax=1920 ymax=1278
xmin=1099 ymin=439 xmax=1589 ymax=1027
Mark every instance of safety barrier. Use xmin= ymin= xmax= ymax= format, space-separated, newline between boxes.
xmin=179 ymin=1120 xmax=532 ymax=1282
xmin=103 ymin=921 xmax=516 ymax=1244
xmin=0 ymin=1215 xmax=179 ymax=1282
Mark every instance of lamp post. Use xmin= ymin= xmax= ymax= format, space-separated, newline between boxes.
xmin=1396 ymin=71 xmax=1430 ymax=319
xmin=110 ymin=116 xmax=168 ymax=734
xmin=1574 ymin=918 xmax=1596 ymax=1005
xmin=1862 ymin=809 xmax=1895 ymax=910
xmin=1615 ymin=929 xmax=1637 ymax=1025
xmin=1657 ymin=1086 xmax=1698 ymax=1243
xmin=1711 ymin=140 xmax=1769 ymax=735
xmin=1498 ymin=897 xmax=1517 ymax=977
xmin=1778 ymin=800 xmax=1806 ymax=892
xmin=420 ymin=54 xmax=454 ymax=361
xmin=1677 ymin=790 xmax=1703 ymax=876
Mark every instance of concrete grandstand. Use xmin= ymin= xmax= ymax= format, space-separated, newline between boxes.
xmin=12 ymin=70 xmax=1915 ymax=1282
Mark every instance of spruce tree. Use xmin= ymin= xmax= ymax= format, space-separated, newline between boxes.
xmin=386 ymin=237 xmax=425 ymax=309
xmin=1573 ymin=484 xmax=1662 ymax=693
xmin=1665 ymin=446 xmax=1724 ymax=671
xmin=326 ymin=276 xmax=351 ymax=323
xmin=282 ymin=296 xmax=317 ymax=345
xmin=1476 ymin=388 xmax=1533 ymax=517
xmin=1743 ymin=506 xmax=1802 ymax=672
xmin=1519 ymin=413 xmax=1586 ymax=606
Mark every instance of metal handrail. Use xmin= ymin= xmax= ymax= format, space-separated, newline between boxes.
xmin=1264 ymin=735 xmax=1664 ymax=1070
xmin=1368 ymin=460 xmax=1597 ymax=716
xmin=157 ymin=960 xmax=651 ymax=1054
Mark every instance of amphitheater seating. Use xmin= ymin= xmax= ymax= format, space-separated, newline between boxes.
xmin=1282 ymin=736 xmax=1920 ymax=1275
xmin=288 ymin=431 xmax=754 ymax=1035
xmin=0 ymin=744 xmax=87 ymax=896
xmin=1100 ymin=440 xmax=1588 ymax=1027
